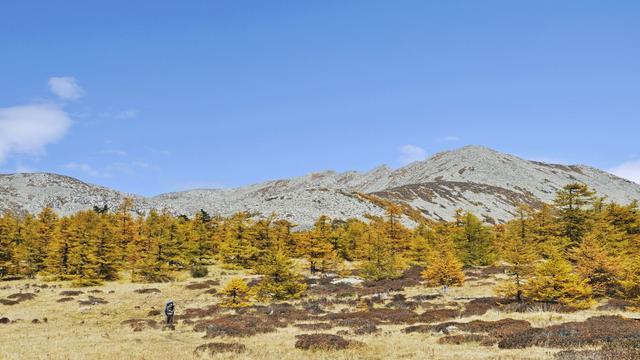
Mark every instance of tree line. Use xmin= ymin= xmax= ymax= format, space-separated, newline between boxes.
xmin=0 ymin=183 xmax=639 ymax=307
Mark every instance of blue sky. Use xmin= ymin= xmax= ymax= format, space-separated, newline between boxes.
xmin=1 ymin=1 xmax=639 ymax=195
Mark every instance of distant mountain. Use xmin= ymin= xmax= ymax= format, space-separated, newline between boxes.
xmin=2 ymin=145 xmax=639 ymax=228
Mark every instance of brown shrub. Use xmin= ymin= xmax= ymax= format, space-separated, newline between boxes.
xmin=7 ymin=293 xmax=36 ymax=302
xmin=357 ymin=266 xmax=424 ymax=296
xmin=295 ymin=322 xmax=334 ymax=331
xmin=78 ymin=296 xmax=108 ymax=305
xmin=147 ymin=309 xmax=161 ymax=316
xmin=121 ymin=318 xmax=159 ymax=331
xmin=597 ymin=298 xmax=635 ymax=312
xmin=294 ymin=334 xmax=360 ymax=351
xmin=56 ymin=297 xmax=75 ymax=303
xmin=133 ymin=288 xmax=161 ymax=294
xmin=325 ymin=308 xmax=417 ymax=325
xmin=418 ymin=308 xmax=460 ymax=323
xmin=0 ymin=317 xmax=9 ymax=324
xmin=194 ymin=342 xmax=246 ymax=356
xmin=437 ymin=334 xmax=496 ymax=346
xmin=202 ymin=288 xmax=217 ymax=295
xmin=0 ymin=299 xmax=18 ymax=305
xmin=405 ymin=318 xmax=532 ymax=339
xmin=196 ymin=315 xmax=281 ymax=337
xmin=385 ymin=294 xmax=420 ymax=310
xmin=177 ymin=305 xmax=220 ymax=320
xmin=59 ymin=290 xmax=83 ymax=296
xmin=462 ymin=297 xmax=506 ymax=316
xmin=352 ymin=322 xmax=379 ymax=335
xmin=498 ymin=316 xmax=640 ymax=349
xmin=185 ymin=280 xmax=220 ymax=290
xmin=412 ymin=294 xmax=442 ymax=301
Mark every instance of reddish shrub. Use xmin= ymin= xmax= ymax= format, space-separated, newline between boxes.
xmin=7 ymin=293 xmax=36 ymax=302
xmin=498 ymin=316 xmax=640 ymax=349
xmin=185 ymin=280 xmax=220 ymax=290
xmin=177 ymin=305 xmax=220 ymax=320
xmin=438 ymin=334 xmax=496 ymax=346
xmin=133 ymin=288 xmax=161 ymax=294
xmin=78 ymin=296 xmax=108 ymax=305
xmin=295 ymin=322 xmax=334 ymax=331
xmin=59 ymin=290 xmax=84 ymax=296
xmin=196 ymin=315 xmax=281 ymax=337
xmin=325 ymin=308 xmax=418 ymax=325
xmin=294 ymin=334 xmax=360 ymax=350
xmin=0 ymin=317 xmax=9 ymax=324
xmin=418 ymin=308 xmax=460 ymax=323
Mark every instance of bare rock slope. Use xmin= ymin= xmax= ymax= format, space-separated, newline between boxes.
xmin=1 ymin=146 xmax=639 ymax=227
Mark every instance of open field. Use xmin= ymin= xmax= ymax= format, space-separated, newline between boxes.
xmin=1 ymin=266 xmax=638 ymax=360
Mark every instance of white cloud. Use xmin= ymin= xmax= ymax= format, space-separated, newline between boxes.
xmin=15 ymin=163 xmax=35 ymax=173
xmin=100 ymin=149 xmax=128 ymax=156
xmin=399 ymin=144 xmax=427 ymax=165
xmin=0 ymin=104 xmax=72 ymax=163
xmin=48 ymin=77 xmax=84 ymax=100
xmin=62 ymin=162 xmax=104 ymax=177
xmin=114 ymin=109 xmax=138 ymax=119
xmin=610 ymin=160 xmax=640 ymax=184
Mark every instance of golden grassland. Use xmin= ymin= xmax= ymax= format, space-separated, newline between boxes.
xmin=0 ymin=265 xmax=637 ymax=360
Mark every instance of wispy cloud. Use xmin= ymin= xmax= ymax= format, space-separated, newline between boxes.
xmin=398 ymin=144 xmax=427 ymax=165
xmin=100 ymin=149 xmax=128 ymax=156
xmin=48 ymin=77 xmax=84 ymax=100
xmin=0 ymin=104 xmax=72 ymax=163
xmin=610 ymin=160 xmax=640 ymax=184
xmin=114 ymin=109 xmax=138 ymax=119
xmin=436 ymin=135 xmax=460 ymax=143
xmin=62 ymin=162 xmax=104 ymax=177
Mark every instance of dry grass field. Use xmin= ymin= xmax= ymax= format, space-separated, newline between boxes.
xmin=1 ymin=265 xmax=638 ymax=360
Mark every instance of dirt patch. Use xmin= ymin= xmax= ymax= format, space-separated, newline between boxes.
xmin=194 ymin=342 xmax=246 ymax=356
xmin=134 ymin=288 xmax=161 ymax=294
xmin=294 ymin=334 xmax=361 ymax=351
xmin=121 ymin=318 xmax=159 ymax=331
xmin=59 ymin=290 xmax=83 ymax=296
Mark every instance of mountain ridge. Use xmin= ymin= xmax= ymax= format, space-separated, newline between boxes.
xmin=2 ymin=145 xmax=639 ymax=228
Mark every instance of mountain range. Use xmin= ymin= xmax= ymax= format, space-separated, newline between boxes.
xmin=2 ymin=145 xmax=639 ymax=228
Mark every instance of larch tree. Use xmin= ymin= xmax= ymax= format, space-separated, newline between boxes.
xmin=421 ymin=239 xmax=465 ymax=289
xmin=220 ymin=277 xmax=252 ymax=308
xmin=451 ymin=210 xmax=495 ymax=266
xmin=300 ymin=215 xmax=338 ymax=274
xmin=524 ymin=251 xmax=593 ymax=309
xmin=359 ymin=220 xmax=405 ymax=281
xmin=554 ymin=183 xmax=596 ymax=248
